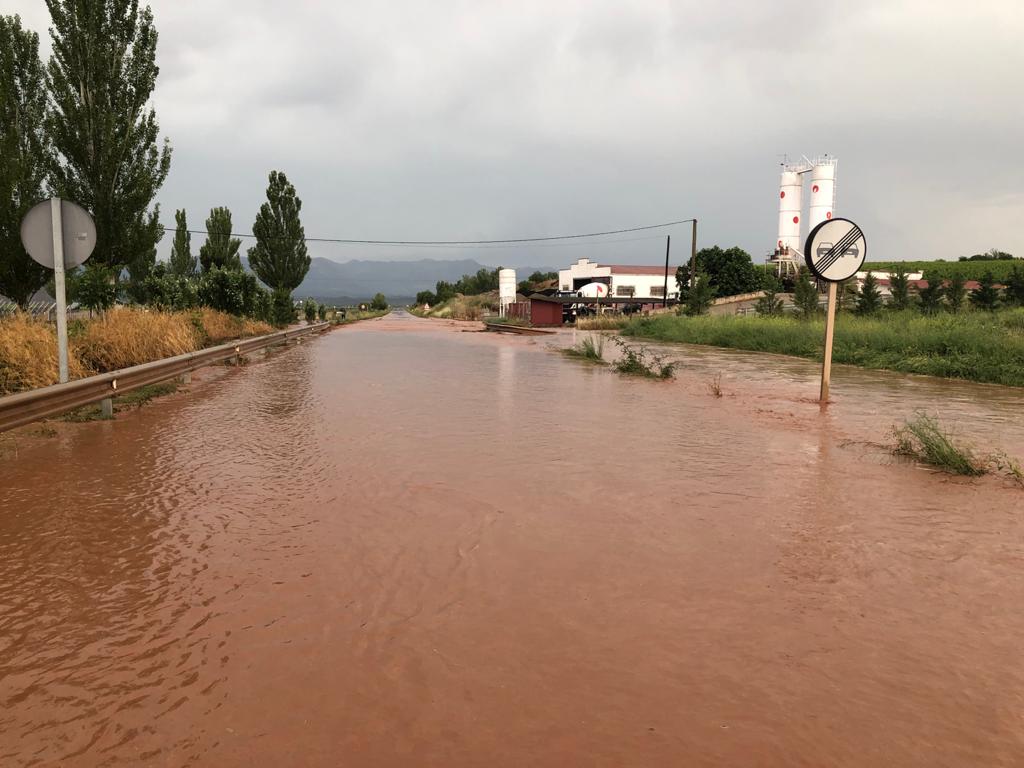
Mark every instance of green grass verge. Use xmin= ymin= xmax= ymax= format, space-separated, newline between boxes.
xmin=621 ymin=310 xmax=1024 ymax=387
xmin=59 ymin=380 xmax=181 ymax=422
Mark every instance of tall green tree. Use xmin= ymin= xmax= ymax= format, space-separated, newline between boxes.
xmin=1004 ymin=265 xmax=1024 ymax=307
xmin=676 ymin=246 xmax=759 ymax=299
xmin=199 ymin=207 xmax=241 ymax=272
xmin=168 ymin=208 xmax=196 ymax=276
xmin=917 ymin=276 xmax=944 ymax=314
xmin=855 ymin=272 xmax=882 ymax=315
xmin=248 ymin=170 xmax=310 ymax=294
xmin=682 ymin=269 xmax=715 ymax=316
xmin=755 ymin=274 xmax=784 ymax=317
xmin=969 ymin=272 xmax=1000 ymax=311
xmin=370 ymin=293 xmax=388 ymax=311
xmin=0 ymin=15 xmax=51 ymax=307
xmin=889 ymin=266 xmax=911 ymax=310
xmin=792 ymin=270 xmax=821 ymax=318
xmin=45 ymin=0 xmax=171 ymax=272
xmin=945 ymin=275 xmax=967 ymax=313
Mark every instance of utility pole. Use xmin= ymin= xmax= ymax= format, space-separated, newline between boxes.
xmin=662 ymin=235 xmax=671 ymax=308
xmin=689 ymin=219 xmax=698 ymax=288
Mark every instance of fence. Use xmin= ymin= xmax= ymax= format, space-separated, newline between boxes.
xmin=0 ymin=299 xmax=59 ymax=319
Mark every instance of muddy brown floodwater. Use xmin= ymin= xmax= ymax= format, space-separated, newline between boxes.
xmin=2 ymin=310 xmax=1024 ymax=767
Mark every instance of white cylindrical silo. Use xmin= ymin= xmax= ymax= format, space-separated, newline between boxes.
xmin=807 ymin=160 xmax=837 ymax=231
xmin=498 ymin=268 xmax=517 ymax=317
xmin=777 ymin=170 xmax=802 ymax=253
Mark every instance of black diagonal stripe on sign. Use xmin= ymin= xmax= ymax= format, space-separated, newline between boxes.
xmin=817 ymin=226 xmax=861 ymax=272
xmin=817 ymin=226 xmax=862 ymax=274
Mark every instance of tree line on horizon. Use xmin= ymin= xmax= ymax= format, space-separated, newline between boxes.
xmin=0 ymin=4 xmax=310 ymax=325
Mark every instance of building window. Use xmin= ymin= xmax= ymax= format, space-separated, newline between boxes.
xmin=650 ymin=286 xmax=665 ymax=297
xmin=561 ymin=284 xmax=570 ymax=291
xmin=616 ymin=285 xmax=635 ymax=297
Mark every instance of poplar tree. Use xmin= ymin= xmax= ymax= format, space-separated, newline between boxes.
xmin=889 ymin=266 xmax=911 ymax=310
xmin=169 ymin=208 xmax=196 ymax=276
xmin=0 ymin=15 xmax=50 ymax=307
xmin=248 ymin=170 xmax=310 ymax=295
xmin=969 ymin=272 xmax=1000 ymax=312
xmin=199 ymin=207 xmax=241 ymax=272
xmin=45 ymin=0 xmax=171 ymax=271
xmin=855 ymin=272 xmax=882 ymax=315
xmin=793 ymin=270 xmax=821 ymax=318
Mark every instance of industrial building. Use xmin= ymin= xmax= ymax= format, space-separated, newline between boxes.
xmin=557 ymin=258 xmax=679 ymax=301
xmin=768 ymin=155 xmax=838 ymax=276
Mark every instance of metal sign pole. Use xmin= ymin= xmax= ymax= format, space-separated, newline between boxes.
xmin=50 ymin=198 xmax=69 ymax=384
xmin=820 ymin=281 xmax=837 ymax=403
xmin=804 ymin=217 xmax=867 ymax=406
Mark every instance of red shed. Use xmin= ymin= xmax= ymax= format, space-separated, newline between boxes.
xmin=529 ymin=296 xmax=564 ymax=327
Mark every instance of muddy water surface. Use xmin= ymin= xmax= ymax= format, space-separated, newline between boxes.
xmin=1 ymin=311 xmax=1023 ymax=767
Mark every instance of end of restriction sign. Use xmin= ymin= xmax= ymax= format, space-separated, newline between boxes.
xmin=804 ymin=218 xmax=866 ymax=283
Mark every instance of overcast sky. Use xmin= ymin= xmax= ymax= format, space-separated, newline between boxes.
xmin=10 ymin=0 xmax=1024 ymax=268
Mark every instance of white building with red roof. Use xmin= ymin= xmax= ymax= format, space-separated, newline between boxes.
xmin=557 ymin=258 xmax=679 ymax=301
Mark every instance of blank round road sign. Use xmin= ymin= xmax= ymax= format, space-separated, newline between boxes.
xmin=20 ymin=198 xmax=97 ymax=270
xmin=804 ymin=218 xmax=866 ymax=282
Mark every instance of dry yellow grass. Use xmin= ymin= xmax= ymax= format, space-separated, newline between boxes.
xmin=73 ymin=307 xmax=201 ymax=373
xmin=194 ymin=308 xmax=271 ymax=344
xmin=1 ymin=308 xmax=278 ymax=394
xmin=0 ymin=313 xmax=91 ymax=394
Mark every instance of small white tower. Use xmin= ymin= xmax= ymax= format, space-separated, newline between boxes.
xmin=498 ymin=268 xmax=517 ymax=317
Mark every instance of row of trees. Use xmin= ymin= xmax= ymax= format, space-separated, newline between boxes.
xmin=750 ymin=266 xmax=1024 ymax=319
xmin=415 ymin=268 xmax=502 ymax=306
xmin=0 ymin=6 xmax=169 ymax=306
xmin=0 ymin=8 xmax=310 ymax=318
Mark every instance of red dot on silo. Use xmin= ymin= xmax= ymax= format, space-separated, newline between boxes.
xmin=812 ymin=184 xmax=820 ymax=193
xmin=780 ymin=191 xmax=785 ymax=199
xmin=826 ymin=211 xmax=832 ymax=219
xmin=793 ymin=216 xmax=799 ymax=224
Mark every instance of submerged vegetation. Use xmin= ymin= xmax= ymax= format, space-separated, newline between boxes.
xmin=891 ymin=412 xmax=1023 ymax=484
xmin=621 ymin=311 xmax=1024 ymax=387
xmin=891 ymin=413 xmax=985 ymax=476
xmin=562 ymin=334 xmax=606 ymax=363
xmin=611 ymin=338 xmax=675 ymax=379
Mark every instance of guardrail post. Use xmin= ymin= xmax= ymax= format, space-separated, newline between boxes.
xmin=100 ymin=398 xmax=113 ymax=418
xmin=181 ymin=371 xmax=191 ymax=384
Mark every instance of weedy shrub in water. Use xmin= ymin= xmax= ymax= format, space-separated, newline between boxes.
xmin=708 ymin=372 xmax=724 ymax=398
xmin=891 ymin=413 xmax=985 ymax=476
xmin=611 ymin=337 xmax=675 ymax=379
xmin=563 ymin=334 xmax=606 ymax=363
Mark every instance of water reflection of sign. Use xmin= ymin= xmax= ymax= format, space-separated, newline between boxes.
xmin=805 ymin=218 xmax=866 ymax=283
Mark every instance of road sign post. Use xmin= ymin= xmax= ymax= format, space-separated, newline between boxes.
xmin=20 ymin=198 xmax=97 ymax=385
xmin=804 ymin=217 xmax=866 ymax=404
xmin=50 ymin=199 xmax=69 ymax=383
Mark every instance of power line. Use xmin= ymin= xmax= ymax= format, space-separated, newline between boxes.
xmin=176 ymin=217 xmax=694 ymax=247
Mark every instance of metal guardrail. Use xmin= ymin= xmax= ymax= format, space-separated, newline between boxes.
xmin=0 ymin=322 xmax=330 ymax=433
xmin=483 ymin=322 xmax=556 ymax=336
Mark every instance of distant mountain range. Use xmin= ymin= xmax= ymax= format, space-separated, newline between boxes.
xmin=241 ymin=257 xmax=557 ymax=304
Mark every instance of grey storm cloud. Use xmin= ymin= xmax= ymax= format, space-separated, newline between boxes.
xmin=8 ymin=0 xmax=1024 ymax=268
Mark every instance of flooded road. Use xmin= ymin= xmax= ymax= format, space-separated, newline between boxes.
xmin=2 ymin=311 xmax=1023 ymax=767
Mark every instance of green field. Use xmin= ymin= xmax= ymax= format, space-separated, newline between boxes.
xmin=863 ymin=261 xmax=1022 ymax=281
xmin=621 ymin=310 xmax=1024 ymax=387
